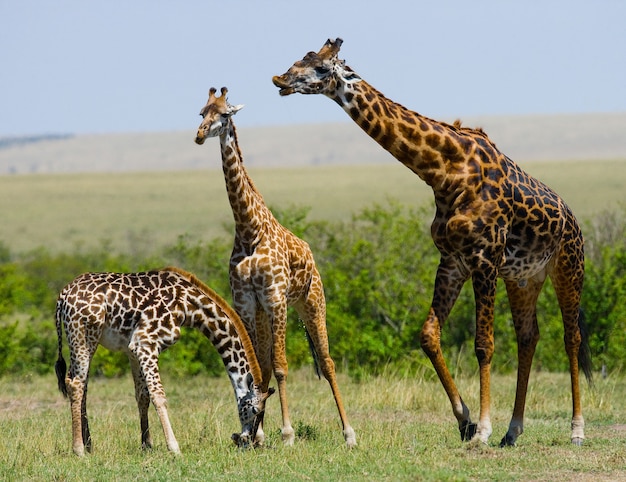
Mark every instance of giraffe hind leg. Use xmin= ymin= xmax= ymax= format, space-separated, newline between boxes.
xmin=304 ymin=327 xmax=321 ymax=379
xmin=550 ymin=248 xmax=590 ymax=444
xmin=299 ymin=298 xmax=356 ymax=448
xmin=65 ymin=336 xmax=98 ymax=456
xmin=66 ymin=375 xmax=87 ymax=456
xmin=81 ymin=382 xmax=92 ymax=453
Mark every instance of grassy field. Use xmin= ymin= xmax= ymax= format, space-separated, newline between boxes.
xmin=1 ymin=158 xmax=625 ymax=254
xmin=0 ymin=368 xmax=624 ymax=481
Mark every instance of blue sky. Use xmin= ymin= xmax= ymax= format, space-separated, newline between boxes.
xmin=1 ymin=1 xmax=624 ymax=137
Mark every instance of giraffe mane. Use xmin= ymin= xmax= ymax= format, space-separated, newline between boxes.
xmin=353 ymin=73 xmax=495 ymax=146
xmin=452 ymin=118 xmax=489 ymax=138
xmin=161 ymin=266 xmax=263 ymax=387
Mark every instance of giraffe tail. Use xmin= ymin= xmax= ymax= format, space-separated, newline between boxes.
xmin=55 ymin=298 xmax=68 ymax=397
xmin=304 ymin=327 xmax=321 ymax=380
xmin=577 ymin=308 xmax=593 ymax=387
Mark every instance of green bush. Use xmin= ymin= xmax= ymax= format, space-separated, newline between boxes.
xmin=0 ymin=317 xmax=57 ymax=375
xmin=582 ymin=209 xmax=626 ymax=373
xmin=0 ymin=202 xmax=624 ymax=380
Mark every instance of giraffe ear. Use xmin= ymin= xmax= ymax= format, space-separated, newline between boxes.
xmin=245 ymin=372 xmax=254 ymax=390
xmin=230 ymin=104 xmax=245 ymax=115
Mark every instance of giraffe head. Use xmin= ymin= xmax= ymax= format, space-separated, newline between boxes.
xmin=272 ymin=38 xmax=361 ymax=97
xmin=195 ymin=86 xmax=244 ymax=145
xmin=232 ymin=375 xmax=275 ymax=448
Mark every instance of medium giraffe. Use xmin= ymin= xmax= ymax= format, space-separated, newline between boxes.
xmin=273 ymin=38 xmax=592 ymax=446
xmin=55 ymin=266 xmax=274 ymax=456
xmin=194 ymin=87 xmax=356 ymax=448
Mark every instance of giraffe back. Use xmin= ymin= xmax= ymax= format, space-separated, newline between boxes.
xmin=57 ymin=269 xmax=188 ymax=354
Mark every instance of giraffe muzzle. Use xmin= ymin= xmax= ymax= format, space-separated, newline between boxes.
xmin=231 ymin=431 xmax=252 ymax=449
xmin=272 ymin=75 xmax=295 ymax=96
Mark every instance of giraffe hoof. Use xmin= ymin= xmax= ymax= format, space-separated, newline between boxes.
xmin=72 ymin=446 xmax=85 ymax=457
xmin=499 ymin=434 xmax=516 ymax=447
xmin=571 ymin=437 xmax=584 ymax=446
xmin=281 ymin=427 xmax=295 ymax=446
xmin=344 ymin=427 xmax=357 ymax=448
xmin=460 ymin=421 xmax=477 ymax=441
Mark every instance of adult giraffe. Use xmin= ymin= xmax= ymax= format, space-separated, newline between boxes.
xmin=194 ymin=87 xmax=356 ymax=448
xmin=273 ymin=38 xmax=592 ymax=446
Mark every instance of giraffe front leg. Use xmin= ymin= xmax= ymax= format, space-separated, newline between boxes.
xmin=421 ymin=307 xmax=475 ymax=441
xmin=471 ymin=271 xmax=499 ymax=445
xmin=152 ymin=393 xmax=180 ymax=454
xmin=420 ymin=261 xmax=475 ymax=441
xmin=147 ymin=372 xmax=180 ymax=454
xmin=267 ymin=301 xmax=294 ymax=445
xmin=274 ymin=370 xmax=294 ymax=445
xmin=249 ymin=306 xmax=273 ymax=447
xmin=129 ymin=354 xmax=153 ymax=450
xmin=500 ymin=278 xmax=543 ymax=447
xmin=130 ymin=340 xmax=181 ymax=455
xmin=273 ymin=343 xmax=294 ymax=445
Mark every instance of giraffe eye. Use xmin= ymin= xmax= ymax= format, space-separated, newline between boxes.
xmin=315 ymin=66 xmax=330 ymax=75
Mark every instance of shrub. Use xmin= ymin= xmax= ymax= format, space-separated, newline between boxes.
xmin=0 ymin=202 xmax=624 ymax=378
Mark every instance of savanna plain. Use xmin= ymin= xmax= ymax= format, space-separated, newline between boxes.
xmin=1 ymin=121 xmax=626 ymax=480
xmin=1 ymin=159 xmax=625 ymax=254
xmin=1 ymin=369 xmax=625 ymax=481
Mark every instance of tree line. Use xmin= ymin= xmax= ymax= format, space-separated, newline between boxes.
xmin=0 ymin=201 xmax=624 ymax=379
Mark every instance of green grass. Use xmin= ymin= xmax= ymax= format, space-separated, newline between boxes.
xmin=1 ymin=159 xmax=625 ymax=254
xmin=1 ymin=369 xmax=624 ymax=481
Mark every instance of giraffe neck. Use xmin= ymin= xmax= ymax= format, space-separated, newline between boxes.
xmin=179 ymin=271 xmax=263 ymax=399
xmin=219 ymin=122 xmax=270 ymax=243
xmin=330 ymin=78 xmax=473 ymax=196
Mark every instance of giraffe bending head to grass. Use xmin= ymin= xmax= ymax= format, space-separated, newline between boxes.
xmin=273 ymin=38 xmax=592 ymax=446
xmin=194 ymin=87 xmax=356 ymax=448
xmin=55 ymin=267 xmax=274 ymax=456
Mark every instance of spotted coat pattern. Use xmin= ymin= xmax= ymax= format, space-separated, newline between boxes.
xmin=273 ymin=38 xmax=592 ymax=446
xmin=195 ymin=87 xmax=356 ymax=448
xmin=55 ymin=266 xmax=272 ymax=456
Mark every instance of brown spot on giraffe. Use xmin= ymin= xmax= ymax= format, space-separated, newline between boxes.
xmin=55 ymin=267 xmax=274 ymax=456
xmin=195 ymin=87 xmax=356 ymax=448
xmin=273 ymin=38 xmax=592 ymax=447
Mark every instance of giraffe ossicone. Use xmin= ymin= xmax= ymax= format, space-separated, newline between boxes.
xmin=55 ymin=267 xmax=273 ymax=456
xmin=195 ymin=86 xmax=356 ymax=448
xmin=273 ymin=38 xmax=592 ymax=447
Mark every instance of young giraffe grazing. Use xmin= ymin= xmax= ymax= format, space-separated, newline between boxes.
xmin=194 ymin=87 xmax=356 ymax=448
xmin=273 ymin=38 xmax=592 ymax=447
xmin=55 ymin=266 xmax=274 ymax=456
